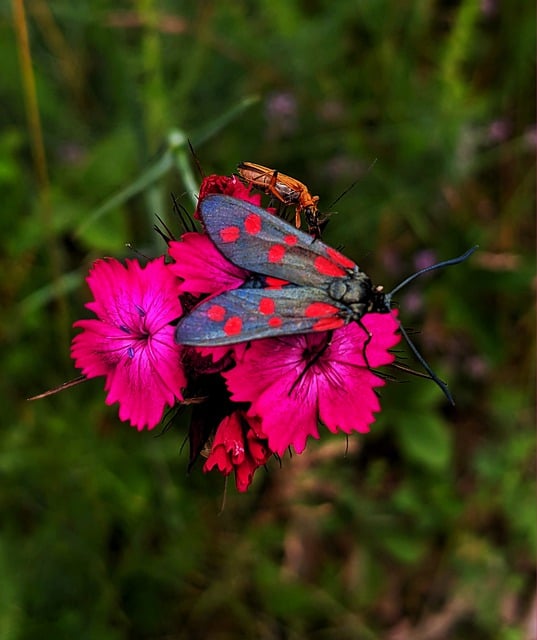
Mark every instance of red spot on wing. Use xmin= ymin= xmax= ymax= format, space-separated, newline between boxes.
xmin=268 ymin=317 xmax=283 ymax=328
xmin=268 ymin=244 xmax=286 ymax=263
xmin=326 ymin=247 xmax=355 ymax=269
xmin=305 ymin=302 xmax=340 ymax=317
xmin=207 ymin=305 xmax=226 ymax=321
xmin=265 ymin=276 xmax=289 ymax=289
xmin=314 ymin=255 xmax=346 ymax=277
xmin=284 ymin=234 xmax=298 ymax=246
xmin=220 ymin=226 xmax=240 ymax=243
xmin=313 ymin=317 xmax=346 ymax=331
xmin=224 ymin=316 xmax=243 ymax=336
xmin=245 ymin=213 xmax=262 ymax=235
xmin=259 ymin=298 xmax=275 ymax=315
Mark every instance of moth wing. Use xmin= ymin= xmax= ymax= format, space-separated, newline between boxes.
xmin=198 ymin=195 xmax=358 ymax=287
xmin=175 ymin=287 xmax=347 ymax=347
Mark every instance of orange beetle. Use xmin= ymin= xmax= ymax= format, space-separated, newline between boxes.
xmin=237 ymin=162 xmax=323 ymax=237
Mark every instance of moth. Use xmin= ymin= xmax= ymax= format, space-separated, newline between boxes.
xmin=175 ymin=194 xmax=476 ymax=403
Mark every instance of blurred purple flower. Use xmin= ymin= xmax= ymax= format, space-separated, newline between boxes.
xmin=487 ymin=119 xmax=511 ymax=143
xmin=414 ymin=249 xmax=437 ymax=272
xmin=56 ymin=142 xmax=87 ymax=166
xmin=264 ymin=91 xmax=298 ymax=137
xmin=465 ymin=355 xmax=489 ymax=380
xmin=317 ymin=100 xmax=345 ymax=124
xmin=380 ymin=248 xmax=402 ymax=278
xmin=322 ymin=154 xmax=366 ymax=182
xmin=480 ymin=0 xmax=498 ymax=17
xmin=401 ymin=290 xmax=424 ymax=315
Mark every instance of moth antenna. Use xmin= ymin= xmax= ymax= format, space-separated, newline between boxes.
xmin=398 ymin=322 xmax=454 ymax=405
xmin=385 ymin=245 xmax=478 ymax=306
xmin=383 ymin=245 xmax=478 ymax=405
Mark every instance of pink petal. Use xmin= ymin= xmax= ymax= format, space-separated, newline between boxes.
xmin=203 ymin=412 xmax=272 ymax=491
xmin=71 ymin=257 xmax=186 ymax=430
xmin=234 ymin=458 xmax=259 ymax=492
xmin=196 ymin=174 xmax=261 ymax=217
xmin=168 ymin=233 xmax=248 ymax=296
xmin=317 ymin=366 xmax=383 ymax=435
xmin=85 ymin=257 xmax=182 ymax=329
xmin=360 ymin=311 xmax=401 ymax=366
xmin=224 ymin=313 xmax=401 ymax=454
xmin=102 ymin=336 xmax=182 ymax=430
xmin=224 ymin=335 xmax=321 ymax=455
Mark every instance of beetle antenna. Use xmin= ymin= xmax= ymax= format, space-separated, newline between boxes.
xmin=328 ymin=158 xmax=378 ymax=210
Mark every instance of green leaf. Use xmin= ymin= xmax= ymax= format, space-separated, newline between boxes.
xmin=397 ymin=413 xmax=452 ymax=471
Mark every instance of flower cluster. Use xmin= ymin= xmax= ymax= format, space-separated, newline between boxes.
xmin=71 ymin=174 xmax=401 ymax=491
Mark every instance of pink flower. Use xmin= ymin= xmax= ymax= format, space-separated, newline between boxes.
xmin=196 ymin=174 xmax=261 ymax=218
xmin=203 ymin=411 xmax=271 ymax=492
xmin=223 ymin=312 xmax=401 ymax=456
xmin=168 ymin=174 xmax=260 ymax=296
xmin=168 ymin=232 xmax=248 ymax=297
xmin=71 ymin=257 xmax=186 ymax=430
xmin=167 ymin=173 xmax=291 ymax=300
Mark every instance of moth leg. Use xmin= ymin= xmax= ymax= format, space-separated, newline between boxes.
xmin=357 ymin=317 xmax=373 ymax=370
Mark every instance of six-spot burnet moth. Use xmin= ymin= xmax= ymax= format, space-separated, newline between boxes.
xmin=175 ymin=194 xmax=478 ymax=404
xmin=237 ymin=161 xmax=324 ymax=237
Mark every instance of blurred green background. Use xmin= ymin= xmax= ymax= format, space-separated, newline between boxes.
xmin=2 ymin=1 xmax=535 ymax=639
